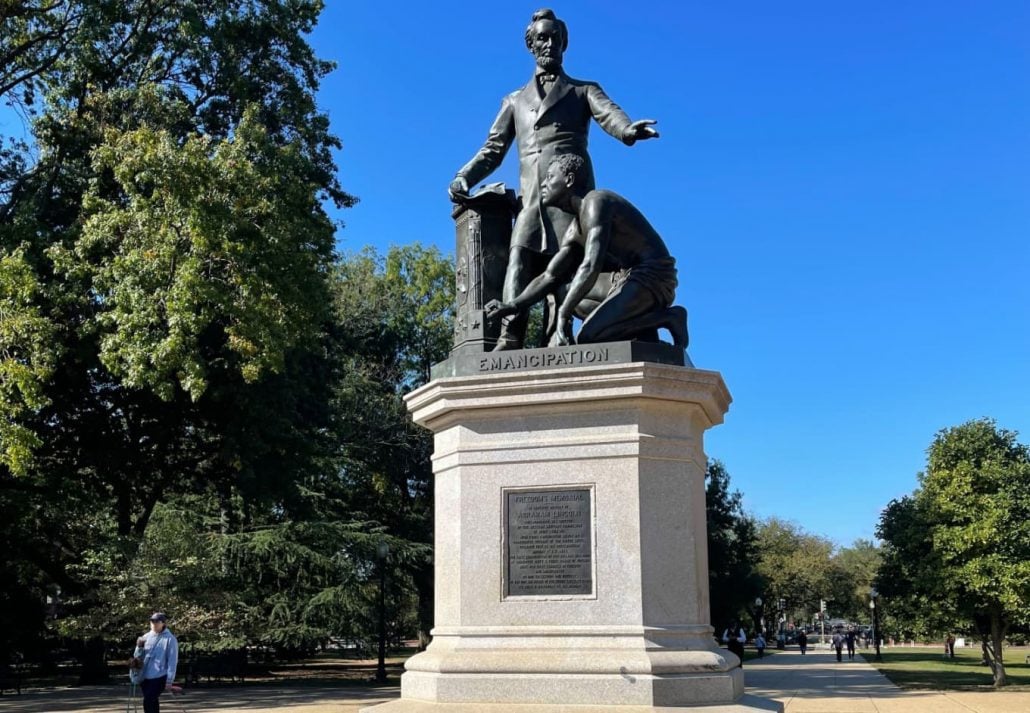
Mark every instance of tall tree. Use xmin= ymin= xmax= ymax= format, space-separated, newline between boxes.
xmin=0 ymin=0 xmax=354 ymax=678
xmin=754 ymin=518 xmax=841 ymax=627
xmin=332 ymin=244 xmax=453 ymax=647
xmin=705 ymin=460 xmax=761 ymax=631
xmin=830 ymin=539 xmax=881 ymax=623
xmin=877 ymin=418 xmax=1030 ymax=687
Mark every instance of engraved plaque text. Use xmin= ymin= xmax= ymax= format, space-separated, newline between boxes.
xmin=505 ymin=489 xmax=592 ymax=597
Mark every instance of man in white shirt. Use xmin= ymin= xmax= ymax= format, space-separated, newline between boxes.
xmin=139 ymin=612 xmax=178 ymax=713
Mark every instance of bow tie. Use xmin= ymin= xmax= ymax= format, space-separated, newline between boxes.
xmin=538 ymin=73 xmax=558 ymax=84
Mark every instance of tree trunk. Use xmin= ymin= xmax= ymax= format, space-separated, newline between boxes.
xmin=413 ymin=562 xmax=433 ymax=650
xmin=218 ymin=478 xmax=235 ymax=575
xmin=76 ymin=635 xmax=109 ymax=684
xmin=989 ymin=610 xmax=1007 ymax=687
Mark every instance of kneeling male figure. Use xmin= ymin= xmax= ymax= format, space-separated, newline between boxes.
xmin=486 ymin=154 xmax=687 ymax=348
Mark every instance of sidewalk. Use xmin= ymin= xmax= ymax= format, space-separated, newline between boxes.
xmin=2 ymin=652 xmax=1029 ymax=712
xmin=745 ymin=649 xmax=1030 ymax=712
xmin=0 ymin=683 xmax=398 ymax=712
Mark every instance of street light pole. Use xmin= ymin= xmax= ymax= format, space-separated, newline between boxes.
xmin=777 ymin=598 xmax=786 ymax=649
xmin=869 ymin=588 xmax=881 ymax=662
xmin=754 ymin=597 xmax=764 ymax=637
xmin=376 ymin=539 xmax=390 ymax=684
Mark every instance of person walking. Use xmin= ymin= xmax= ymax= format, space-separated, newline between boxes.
xmin=832 ymin=632 xmax=844 ymax=662
xmin=796 ymin=629 xmax=808 ymax=655
xmin=722 ymin=621 xmax=747 ymax=667
xmin=755 ymin=632 xmax=766 ymax=659
xmin=138 ymin=612 xmax=178 ymax=713
xmin=845 ymin=628 xmax=856 ymax=660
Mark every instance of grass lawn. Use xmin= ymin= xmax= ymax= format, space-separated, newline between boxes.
xmin=861 ymin=646 xmax=1030 ymax=690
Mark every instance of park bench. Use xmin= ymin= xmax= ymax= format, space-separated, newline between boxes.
xmin=184 ymin=650 xmax=247 ymax=684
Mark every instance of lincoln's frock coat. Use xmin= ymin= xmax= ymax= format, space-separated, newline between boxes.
xmin=457 ymin=70 xmax=635 ymax=255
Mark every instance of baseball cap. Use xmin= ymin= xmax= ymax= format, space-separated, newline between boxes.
xmin=149 ymin=612 xmax=167 ymax=622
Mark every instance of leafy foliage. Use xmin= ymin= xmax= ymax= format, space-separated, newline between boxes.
xmin=830 ymin=539 xmax=881 ymax=622
xmin=705 ymin=460 xmax=761 ymax=631
xmin=753 ymin=518 xmax=867 ymax=629
xmin=877 ymin=418 xmax=1030 ymax=686
xmin=0 ymin=0 xmax=372 ymax=678
xmin=0 ymin=245 xmax=54 ymax=474
xmin=332 ymin=245 xmax=453 ymax=645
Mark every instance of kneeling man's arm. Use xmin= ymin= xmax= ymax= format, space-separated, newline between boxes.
xmin=485 ymin=243 xmax=580 ymax=319
xmin=558 ymin=216 xmax=609 ymax=321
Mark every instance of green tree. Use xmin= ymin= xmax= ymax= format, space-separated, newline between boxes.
xmin=830 ymin=539 xmax=881 ymax=623
xmin=705 ymin=460 xmax=761 ymax=632
xmin=877 ymin=418 xmax=1030 ymax=686
xmin=332 ymin=244 xmax=454 ymax=647
xmin=754 ymin=518 xmax=841 ymax=629
xmin=0 ymin=0 xmax=354 ymax=679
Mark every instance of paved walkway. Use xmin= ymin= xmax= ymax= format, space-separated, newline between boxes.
xmin=2 ymin=652 xmax=1029 ymax=712
xmin=745 ymin=650 xmax=1030 ymax=712
xmin=0 ymin=684 xmax=398 ymax=712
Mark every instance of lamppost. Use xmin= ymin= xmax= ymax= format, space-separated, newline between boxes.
xmin=754 ymin=597 xmax=764 ymax=637
xmin=376 ymin=538 xmax=390 ymax=684
xmin=777 ymin=598 xmax=786 ymax=649
xmin=869 ymin=587 xmax=881 ymax=661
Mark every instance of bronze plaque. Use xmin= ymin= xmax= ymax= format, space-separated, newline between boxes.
xmin=505 ymin=489 xmax=592 ymax=597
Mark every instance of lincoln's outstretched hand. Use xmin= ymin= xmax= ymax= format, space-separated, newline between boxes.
xmin=485 ymin=299 xmax=518 ymax=320
xmin=624 ymin=119 xmax=659 ymax=143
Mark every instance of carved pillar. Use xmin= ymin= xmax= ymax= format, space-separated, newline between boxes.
xmin=451 ymin=187 xmax=517 ymax=354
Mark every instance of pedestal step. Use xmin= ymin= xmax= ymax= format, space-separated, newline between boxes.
xmin=362 ymin=693 xmax=783 ymax=713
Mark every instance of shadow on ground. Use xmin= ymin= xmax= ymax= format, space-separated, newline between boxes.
xmin=0 ymin=683 xmax=399 ymax=712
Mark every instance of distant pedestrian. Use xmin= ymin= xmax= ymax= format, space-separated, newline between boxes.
xmin=755 ymin=633 xmax=766 ymax=658
xmin=832 ymin=632 xmax=844 ymax=662
xmin=845 ymin=628 xmax=856 ymax=660
xmin=945 ymin=634 xmax=956 ymax=658
xmin=797 ymin=629 xmax=808 ymax=655
xmin=722 ymin=621 xmax=747 ymax=667
xmin=137 ymin=613 xmax=178 ymax=713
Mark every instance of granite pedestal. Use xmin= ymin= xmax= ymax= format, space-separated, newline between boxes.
xmin=363 ymin=346 xmax=780 ymax=712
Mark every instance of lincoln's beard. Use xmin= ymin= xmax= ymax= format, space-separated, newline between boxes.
xmin=535 ymin=54 xmax=562 ymax=72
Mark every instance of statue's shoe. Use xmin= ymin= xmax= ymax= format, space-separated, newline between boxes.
xmin=490 ymin=339 xmax=522 ymax=352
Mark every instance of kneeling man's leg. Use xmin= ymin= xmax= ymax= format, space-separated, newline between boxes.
xmin=578 ymin=281 xmax=687 ymax=347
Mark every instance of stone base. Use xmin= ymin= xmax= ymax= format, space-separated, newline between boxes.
xmin=387 ymin=360 xmax=781 ymax=712
xmin=394 ymin=629 xmax=744 ymax=707
xmin=431 ymin=340 xmax=691 ymax=379
xmin=361 ymin=694 xmax=783 ymax=713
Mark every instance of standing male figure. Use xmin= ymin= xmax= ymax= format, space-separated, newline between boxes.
xmin=139 ymin=612 xmax=178 ymax=713
xmin=845 ymin=628 xmax=857 ymax=660
xmin=832 ymin=632 xmax=844 ymax=662
xmin=449 ymin=8 xmax=659 ymax=349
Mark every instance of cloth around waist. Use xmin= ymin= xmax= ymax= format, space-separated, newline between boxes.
xmin=611 ymin=256 xmax=678 ymax=305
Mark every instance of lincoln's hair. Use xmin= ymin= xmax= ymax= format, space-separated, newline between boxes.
xmin=549 ymin=153 xmax=586 ymax=190
xmin=524 ymin=8 xmax=569 ymax=51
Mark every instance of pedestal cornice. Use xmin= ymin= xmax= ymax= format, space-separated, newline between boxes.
xmin=406 ymin=360 xmax=732 ymax=431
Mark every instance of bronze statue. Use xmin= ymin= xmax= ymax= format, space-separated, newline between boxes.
xmin=485 ymin=154 xmax=688 ymax=348
xmin=449 ymin=8 xmax=659 ymax=350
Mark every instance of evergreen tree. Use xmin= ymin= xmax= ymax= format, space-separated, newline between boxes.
xmin=705 ymin=460 xmax=761 ymax=632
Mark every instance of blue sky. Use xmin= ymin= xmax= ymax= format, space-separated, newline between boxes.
xmin=312 ymin=1 xmax=1029 ymax=547
xmin=2 ymin=2 xmax=1027 ymax=548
